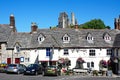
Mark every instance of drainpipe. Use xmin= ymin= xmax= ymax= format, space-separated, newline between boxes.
xmin=118 ymin=48 xmax=120 ymax=75
xmin=12 ymin=50 xmax=13 ymax=64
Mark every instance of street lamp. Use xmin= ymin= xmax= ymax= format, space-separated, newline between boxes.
xmin=48 ymin=45 xmax=54 ymax=66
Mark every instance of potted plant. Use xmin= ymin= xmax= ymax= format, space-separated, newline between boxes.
xmin=106 ymin=60 xmax=112 ymax=76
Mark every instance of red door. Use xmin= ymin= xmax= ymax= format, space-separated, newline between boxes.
xmin=15 ymin=58 xmax=20 ymax=64
xmin=7 ymin=58 xmax=11 ymax=64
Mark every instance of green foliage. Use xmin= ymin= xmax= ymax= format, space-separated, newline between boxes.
xmin=93 ymin=70 xmax=99 ymax=76
xmin=81 ymin=19 xmax=108 ymax=29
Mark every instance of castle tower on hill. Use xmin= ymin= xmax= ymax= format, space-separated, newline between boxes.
xmin=71 ymin=12 xmax=75 ymax=25
xmin=58 ymin=12 xmax=69 ymax=28
xmin=58 ymin=12 xmax=77 ymax=28
xmin=114 ymin=15 xmax=120 ymax=30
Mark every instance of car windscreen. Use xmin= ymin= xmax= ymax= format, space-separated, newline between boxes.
xmin=8 ymin=64 xmax=17 ymax=67
xmin=27 ymin=64 xmax=37 ymax=67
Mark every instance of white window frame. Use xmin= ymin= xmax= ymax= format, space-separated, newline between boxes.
xmin=106 ymin=49 xmax=112 ymax=56
xmin=38 ymin=34 xmax=45 ymax=44
xmin=89 ymin=50 xmax=96 ymax=56
xmin=104 ymin=33 xmax=111 ymax=42
xmin=63 ymin=34 xmax=70 ymax=43
xmin=64 ymin=48 xmax=69 ymax=55
xmin=87 ymin=33 xmax=93 ymax=43
xmin=14 ymin=42 xmax=21 ymax=53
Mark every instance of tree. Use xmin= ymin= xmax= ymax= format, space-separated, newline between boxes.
xmin=81 ymin=19 xmax=108 ymax=29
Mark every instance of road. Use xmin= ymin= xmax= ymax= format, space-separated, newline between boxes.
xmin=0 ymin=73 xmax=120 ymax=80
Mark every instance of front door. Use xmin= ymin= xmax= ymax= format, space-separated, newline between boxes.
xmin=7 ymin=58 xmax=11 ymax=64
xmin=15 ymin=58 xmax=20 ymax=64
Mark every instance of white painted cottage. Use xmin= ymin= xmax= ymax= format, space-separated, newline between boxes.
xmin=0 ymin=14 xmax=120 ymax=74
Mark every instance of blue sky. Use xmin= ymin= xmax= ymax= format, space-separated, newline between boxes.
xmin=0 ymin=0 xmax=120 ymax=32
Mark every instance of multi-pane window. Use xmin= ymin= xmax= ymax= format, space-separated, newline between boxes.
xmin=89 ymin=50 xmax=95 ymax=56
xmin=105 ymin=36 xmax=111 ymax=40
xmin=63 ymin=34 xmax=70 ymax=43
xmin=64 ymin=37 xmax=69 ymax=41
xmin=46 ymin=48 xmax=51 ymax=56
xmin=87 ymin=33 xmax=93 ymax=43
xmin=87 ymin=62 xmax=94 ymax=68
xmin=87 ymin=62 xmax=90 ymax=68
xmin=14 ymin=45 xmax=20 ymax=53
xmin=87 ymin=36 xmax=93 ymax=40
xmin=16 ymin=46 xmax=20 ymax=52
xmin=104 ymin=33 xmax=111 ymax=42
xmin=64 ymin=48 xmax=69 ymax=55
xmin=25 ymin=58 xmax=29 ymax=62
xmin=91 ymin=62 xmax=94 ymax=67
xmin=107 ymin=49 xmax=112 ymax=56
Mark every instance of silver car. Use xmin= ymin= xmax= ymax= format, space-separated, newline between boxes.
xmin=6 ymin=64 xmax=26 ymax=74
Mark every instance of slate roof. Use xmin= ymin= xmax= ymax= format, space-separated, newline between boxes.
xmin=35 ymin=28 xmax=120 ymax=48
xmin=1 ymin=25 xmax=120 ymax=49
xmin=7 ymin=32 xmax=31 ymax=48
xmin=0 ymin=24 xmax=12 ymax=42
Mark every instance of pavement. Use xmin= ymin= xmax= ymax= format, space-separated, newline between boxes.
xmin=112 ymin=74 xmax=120 ymax=78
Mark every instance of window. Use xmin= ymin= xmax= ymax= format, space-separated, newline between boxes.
xmin=87 ymin=62 xmax=90 ymax=68
xmin=14 ymin=42 xmax=21 ymax=53
xmin=38 ymin=34 xmax=45 ymax=43
xmin=103 ymin=33 xmax=111 ymax=42
xmin=107 ymin=49 xmax=112 ymax=56
xmin=64 ymin=48 xmax=69 ymax=55
xmin=25 ymin=58 xmax=29 ymax=62
xmin=14 ymin=45 xmax=21 ymax=53
xmin=20 ymin=57 xmax=24 ymax=62
xmin=89 ymin=50 xmax=95 ymax=56
xmin=16 ymin=46 xmax=20 ymax=52
xmin=46 ymin=48 xmax=51 ymax=56
xmin=87 ymin=62 xmax=94 ymax=68
xmin=86 ymin=33 xmax=93 ymax=43
xmin=62 ymin=34 xmax=70 ymax=43
xmin=91 ymin=62 xmax=94 ymax=67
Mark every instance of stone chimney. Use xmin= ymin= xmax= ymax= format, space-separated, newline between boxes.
xmin=114 ymin=18 xmax=119 ymax=29
xmin=10 ymin=14 xmax=16 ymax=32
xmin=114 ymin=15 xmax=120 ymax=30
xmin=31 ymin=22 xmax=38 ymax=33
xmin=75 ymin=24 xmax=79 ymax=31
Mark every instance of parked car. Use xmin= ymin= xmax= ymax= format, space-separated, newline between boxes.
xmin=24 ymin=64 xmax=43 ymax=75
xmin=0 ymin=63 xmax=7 ymax=73
xmin=6 ymin=64 xmax=26 ymax=74
xmin=42 ymin=65 xmax=59 ymax=76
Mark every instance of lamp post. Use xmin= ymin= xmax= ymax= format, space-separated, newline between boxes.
xmin=48 ymin=45 xmax=54 ymax=66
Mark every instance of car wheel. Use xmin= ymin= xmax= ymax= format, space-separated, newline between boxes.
xmin=42 ymin=71 xmax=45 ymax=76
xmin=17 ymin=71 xmax=20 ymax=74
xmin=35 ymin=71 xmax=38 ymax=75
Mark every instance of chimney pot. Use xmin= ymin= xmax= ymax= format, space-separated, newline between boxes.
xmin=31 ymin=22 xmax=38 ymax=33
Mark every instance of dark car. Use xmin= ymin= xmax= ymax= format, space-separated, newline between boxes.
xmin=42 ymin=66 xmax=59 ymax=76
xmin=24 ymin=64 xmax=43 ymax=75
xmin=6 ymin=64 xmax=26 ymax=74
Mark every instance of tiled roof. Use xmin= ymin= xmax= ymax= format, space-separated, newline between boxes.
xmin=1 ymin=25 xmax=120 ymax=48
xmin=0 ymin=24 xmax=12 ymax=42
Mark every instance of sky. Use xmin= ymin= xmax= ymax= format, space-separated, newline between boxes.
xmin=0 ymin=0 xmax=120 ymax=32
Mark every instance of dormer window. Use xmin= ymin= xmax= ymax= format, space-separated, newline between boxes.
xmin=14 ymin=42 xmax=21 ymax=53
xmin=86 ymin=33 xmax=93 ymax=43
xmin=62 ymin=34 xmax=70 ymax=43
xmin=37 ymin=34 xmax=45 ymax=44
xmin=103 ymin=33 xmax=111 ymax=42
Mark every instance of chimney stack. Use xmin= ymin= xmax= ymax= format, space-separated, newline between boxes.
xmin=114 ymin=15 xmax=120 ymax=30
xmin=31 ymin=22 xmax=38 ymax=33
xmin=75 ymin=24 xmax=79 ymax=31
xmin=10 ymin=14 xmax=16 ymax=32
